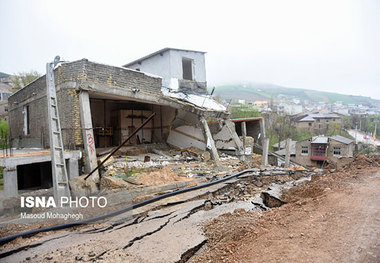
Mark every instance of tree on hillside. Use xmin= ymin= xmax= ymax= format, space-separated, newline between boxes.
xmin=326 ymin=122 xmax=341 ymax=136
xmin=11 ymin=71 xmax=41 ymax=91
xmin=229 ymin=104 xmax=261 ymax=119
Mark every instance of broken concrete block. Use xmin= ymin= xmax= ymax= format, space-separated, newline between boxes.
xmin=100 ymin=176 xmax=131 ymax=189
xmin=167 ymin=125 xmax=206 ymax=151
xmin=70 ymin=175 xmax=99 ymax=197
xmin=261 ymin=191 xmax=287 ymax=208
xmin=201 ymin=151 xmax=211 ymax=162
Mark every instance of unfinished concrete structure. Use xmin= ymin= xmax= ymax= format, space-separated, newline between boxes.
xmin=4 ymin=49 xmax=244 ymax=198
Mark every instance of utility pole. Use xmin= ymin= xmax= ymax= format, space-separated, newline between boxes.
xmin=355 ymin=124 xmax=358 ymax=144
xmin=285 ymin=138 xmax=291 ymax=168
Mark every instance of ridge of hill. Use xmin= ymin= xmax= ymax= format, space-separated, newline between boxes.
xmin=212 ymin=83 xmax=380 ymax=106
xmin=0 ymin=72 xmax=10 ymax=78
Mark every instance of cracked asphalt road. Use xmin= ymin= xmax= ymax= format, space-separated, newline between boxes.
xmin=3 ymin=164 xmax=376 ymax=263
xmin=190 ymin=168 xmax=380 ymax=263
xmin=0 ymin=177 xmax=260 ymax=263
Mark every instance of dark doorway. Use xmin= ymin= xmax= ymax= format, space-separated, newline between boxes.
xmin=17 ymin=161 xmax=52 ymax=190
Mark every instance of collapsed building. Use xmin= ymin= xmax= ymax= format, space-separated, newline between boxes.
xmin=2 ymin=48 xmax=263 ymax=199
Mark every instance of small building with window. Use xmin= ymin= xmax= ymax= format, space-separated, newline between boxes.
xmin=295 ymin=135 xmax=354 ymax=167
xmin=0 ymin=83 xmax=13 ymax=121
xmin=295 ymin=113 xmax=342 ymax=135
xmin=124 ymin=48 xmax=207 ymax=94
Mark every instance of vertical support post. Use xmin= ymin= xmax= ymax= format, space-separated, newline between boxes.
xmin=4 ymin=167 xmax=18 ymax=197
xmin=355 ymin=124 xmax=358 ymax=144
xmin=241 ymin=121 xmax=247 ymax=149
xmin=225 ymin=119 xmax=244 ymax=158
xmin=260 ymin=118 xmax=266 ymax=146
xmin=200 ymin=116 xmax=219 ymax=163
xmin=79 ymin=91 xmax=99 ymax=179
xmin=160 ymin=106 xmax=163 ymax=140
xmin=285 ymin=138 xmax=291 ymax=168
xmin=262 ymin=138 xmax=269 ymax=166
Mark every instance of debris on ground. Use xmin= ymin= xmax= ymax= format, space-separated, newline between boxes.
xmin=190 ymin=154 xmax=380 ymax=263
xmin=251 ymin=153 xmax=261 ymax=167
xmin=133 ymin=167 xmax=195 ymax=186
xmin=343 ymin=154 xmax=380 ymax=169
xmin=287 ymin=165 xmax=306 ymax=171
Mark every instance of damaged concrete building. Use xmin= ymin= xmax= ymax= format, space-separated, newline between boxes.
xmin=3 ymin=48 xmax=253 ymax=198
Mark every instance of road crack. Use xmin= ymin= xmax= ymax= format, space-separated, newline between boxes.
xmin=123 ymin=215 xmax=177 ymax=249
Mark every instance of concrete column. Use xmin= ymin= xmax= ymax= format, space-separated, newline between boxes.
xmin=241 ymin=121 xmax=247 ymax=149
xmin=79 ymin=91 xmax=99 ymax=179
xmin=67 ymin=159 xmax=79 ymax=179
xmin=4 ymin=166 xmax=18 ymax=197
xmin=200 ymin=116 xmax=219 ymax=163
xmin=260 ymin=118 xmax=266 ymax=146
xmin=285 ymin=138 xmax=291 ymax=168
xmin=225 ymin=119 xmax=244 ymax=157
xmin=262 ymin=138 xmax=269 ymax=166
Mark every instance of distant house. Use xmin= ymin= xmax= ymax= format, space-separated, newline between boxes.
xmin=253 ymin=100 xmax=268 ymax=108
xmin=295 ymin=113 xmax=342 ymax=134
xmin=295 ymin=135 xmax=354 ymax=167
xmin=124 ymin=48 xmax=207 ymax=94
xmin=0 ymin=83 xmax=13 ymax=121
xmin=0 ymin=72 xmax=12 ymax=85
xmin=276 ymin=103 xmax=303 ymax=115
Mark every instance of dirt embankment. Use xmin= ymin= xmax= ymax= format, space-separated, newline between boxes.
xmin=190 ymin=155 xmax=380 ymax=263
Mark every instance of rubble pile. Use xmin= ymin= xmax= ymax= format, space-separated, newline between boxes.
xmin=343 ymin=154 xmax=380 ymax=169
xmin=192 ymin=208 xmax=259 ymax=263
xmin=251 ymin=153 xmax=261 ymax=167
xmin=211 ymin=182 xmax=259 ymax=203
xmin=283 ymin=154 xmax=379 ymax=203
xmin=134 ymin=167 xmax=195 ymax=186
xmin=97 ymin=146 xmax=243 ymax=190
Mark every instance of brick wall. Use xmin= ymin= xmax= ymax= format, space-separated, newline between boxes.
xmin=8 ymin=59 xmax=162 ymax=149
xmin=83 ymin=61 xmax=162 ymax=95
xmin=328 ymin=140 xmax=353 ymax=158
xmin=295 ymin=140 xmax=314 ymax=167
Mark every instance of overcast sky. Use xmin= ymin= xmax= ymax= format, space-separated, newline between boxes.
xmin=0 ymin=0 xmax=379 ymax=99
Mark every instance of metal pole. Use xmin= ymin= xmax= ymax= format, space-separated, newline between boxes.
xmin=84 ymin=112 xmax=156 ymax=180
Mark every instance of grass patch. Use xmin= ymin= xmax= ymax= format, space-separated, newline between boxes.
xmin=0 ymin=178 xmax=3 ymax=190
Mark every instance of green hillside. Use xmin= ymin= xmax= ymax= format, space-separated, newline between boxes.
xmin=0 ymin=72 xmax=9 ymax=78
xmin=212 ymin=84 xmax=379 ymax=106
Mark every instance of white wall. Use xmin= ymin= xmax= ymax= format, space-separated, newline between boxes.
xmin=127 ymin=51 xmax=171 ymax=88
xmin=126 ymin=49 xmax=206 ymax=90
xmin=168 ymin=50 xmax=206 ymax=83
